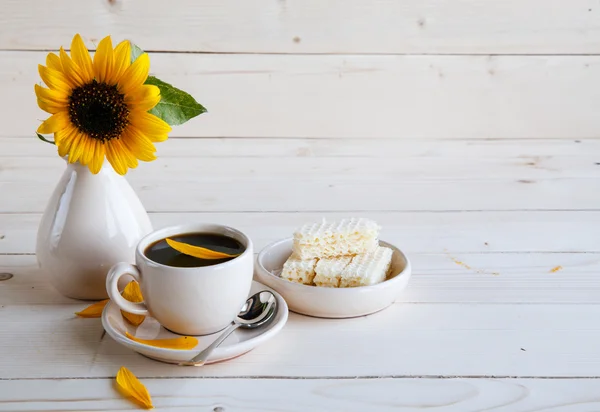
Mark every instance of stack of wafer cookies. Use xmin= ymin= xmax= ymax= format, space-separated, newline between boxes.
xmin=281 ymin=218 xmax=393 ymax=287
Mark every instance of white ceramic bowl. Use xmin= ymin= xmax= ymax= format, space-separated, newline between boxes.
xmin=254 ymin=238 xmax=411 ymax=318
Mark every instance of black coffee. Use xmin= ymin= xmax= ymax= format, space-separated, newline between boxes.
xmin=145 ymin=233 xmax=245 ymax=267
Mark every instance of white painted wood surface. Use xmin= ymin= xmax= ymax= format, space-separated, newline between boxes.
xmin=2 ymin=0 xmax=600 ymax=54
xmin=2 ymin=300 xmax=600 ymax=380
xmin=4 ymin=254 xmax=599 ymax=306
xmin=2 ymin=139 xmax=599 ymax=213
xmin=6 ymin=52 xmax=600 ymax=138
xmin=2 ymin=378 xmax=600 ymax=411
xmin=4 ymin=211 xmax=600 ymax=254
xmin=1 ymin=0 xmax=600 ymax=409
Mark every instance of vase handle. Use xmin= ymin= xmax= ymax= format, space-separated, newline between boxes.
xmin=106 ymin=262 xmax=149 ymax=315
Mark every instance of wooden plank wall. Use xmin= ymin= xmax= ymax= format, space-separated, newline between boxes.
xmin=1 ymin=1 xmax=599 ymax=410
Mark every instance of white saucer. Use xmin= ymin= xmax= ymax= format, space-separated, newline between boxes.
xmin=101 ymin=281 xmax=288 ymax=365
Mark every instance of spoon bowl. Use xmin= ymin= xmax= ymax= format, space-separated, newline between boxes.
xmin=179 ymin=290 xmax=277 ymax=366
xmin=237 ymin=290 xmax=278 ymax=328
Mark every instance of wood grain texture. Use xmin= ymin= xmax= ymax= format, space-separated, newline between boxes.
xmin=2 ymin=377 xmax=600 ymax=411
xmin=5 ymin=137 xmax=598 ymax=158
xmin=2 ymin=253 xmax=599 ymax=306
xmin=6 ymin=153 xmax=596 ymax=182
xmin=1 ymin=139 xmax=598 ymax=212
xmin=1 ymin=1 xmax=600 ymax=407
xmin=6 ymin=52 xmax=600 ymax=138
xmin=1 ymin=302 xmax=600 ymax=379
xmin=2 ymin=211 xmax=599 ymax=254
xmin=4 ymin=174 xmax=599 ymax=213
xmin=1 ymin=0 xmax=600 ymax=54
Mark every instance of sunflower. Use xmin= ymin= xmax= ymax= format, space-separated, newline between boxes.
xmin=35 ymin=34 xmax=171 ymax=175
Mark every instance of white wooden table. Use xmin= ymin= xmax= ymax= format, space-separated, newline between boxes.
xmin=2 ymin=1 xmax=600 ymax=410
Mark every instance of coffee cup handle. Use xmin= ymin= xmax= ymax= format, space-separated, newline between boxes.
xmin=106 ymin=262 xmax=149 ymax=316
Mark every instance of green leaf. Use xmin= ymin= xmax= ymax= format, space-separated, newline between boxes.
xmin=36 ymin=132 xmax=55 ymax=145
xmin=130 ymin=43 xmax=145 ymax=64
xmin=145 ymin=76 xmax=206 ymax=126
xmin=129 ymin=43 xmax=206 ymax=125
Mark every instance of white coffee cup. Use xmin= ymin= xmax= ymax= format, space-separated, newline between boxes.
xmin=106 ymin=223 xmax=254 ymax=336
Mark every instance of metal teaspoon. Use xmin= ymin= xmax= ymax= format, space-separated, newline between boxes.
xmin=179 ymin=290 xmax=277 ymax=366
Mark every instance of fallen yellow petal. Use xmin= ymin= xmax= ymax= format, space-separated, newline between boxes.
xmin=166 ymin=238 xmax=240 ymax=260
xmin=125 ymin=331 xmax=198 ymax=350
xmin=75 ymin=299 xmax=109 ymax=318
xmin=121 ymin=281 xmax=145 ymax=326
xmin=115 ymin=366 xmax=153 ymax=409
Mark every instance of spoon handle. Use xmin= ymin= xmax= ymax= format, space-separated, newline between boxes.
xmin=180 ymin=322 xmax=241 ymax=366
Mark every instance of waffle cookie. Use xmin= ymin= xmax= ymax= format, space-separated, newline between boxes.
xmin=340 ymin=246 xmax=393 ymax=288
xmin=313 ymin=256 xmax=353 ymax=288
xmin=281 ymin=254 xmax=317 ymax=285
xmin=292 ymin=218 xmax=380 ymax=260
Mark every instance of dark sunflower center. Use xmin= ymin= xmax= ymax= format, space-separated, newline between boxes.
xmin=68 ymin=80 xmax=129 ymax=143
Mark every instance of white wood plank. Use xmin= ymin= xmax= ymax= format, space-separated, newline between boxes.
xmin=4 ymin=137 xmax=599 ymax=158
xmin=6 ymin=52 xmax=600 ymax=138
xmin=2 ymin=254 xmax=599 ymax=305
xmin=2 ymin=155 xmax=599 ymax=212
xmin=2 ymin=0 xmax=599 ymax=54
xmin=2 ymin=377 xmax=600 ymax=411
xmin=5 ymin=178 xmax=599 ymax=212
xmin=3 ymin=154 xmax=598 ymax=181
xmin=2 ymin=211 xmax=599 ymax=255
xmin=1 ymin=302 xmax=599 ymax=379
xmin=5 ymin=176 xmax=600 ymax=213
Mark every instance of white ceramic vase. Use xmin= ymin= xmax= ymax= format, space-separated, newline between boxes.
xmin=36 ymin=159 xmax=153 ymax=300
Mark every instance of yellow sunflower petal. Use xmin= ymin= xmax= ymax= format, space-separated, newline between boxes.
xmin=115 ymin=366 xmax=154 ymax=410
xmin=117 ymin=52 xmax=150 ymax=95
xmin=126 ymin=127 xmax=158 ymax=153
xmin=126 ymin=84 xmax=160 ymax=112
xmin=166 ymin=238 xmax=240 ymax=259
xmin=122 ymin=127 xmax=157 ymax=161
xmin=67 ymin=133 xmax=86 ymax=164
xmin=75 ymin=299 xmax=109 ymax=318
xmin=113 ymin=139 xmax=139 ymax=168
xmin=70 ymin=34 xmax=94 ymax=83
xmin=88 ymin=142 xmax=106 ymax=174
xmin=93 ymin=36 xmax=114 ymax=84
xmin=34 ymin=84 xmax=68 ymax=104
xmin=129 ymin=112 xmax=171 ymax=142
xmin=105 ymin=141 xmax=128 ymax=175
xmin=46 ymin=53 xmax=62 ymax=71
xmin=81 ymin=139 xmax=95 ymax=167
xmin=123 ymin=143 xmax=157 ymax=162
xmin=120 ymin=281 xmax=145 ymax=326
xmin=54 ymin=125 xmax=76 ymax=152
xmin=56 ymin=126 xmax=78 ymax=156
xmin=38 ymin=65 xmax=72 ymax=94
xmin=109 ymin=40 xmax=131 ymax=85
xmin=79 ymin=136 xmax=95 ymax=165
xmin=37 ymin=111 xmax=70 ymax=134
xmin=59 ymin=47 xmax=86 ymax=87
xmin=125 ymin=331 xmax=198 ymax=350
xmin=37 ymin=97 xmax=65 ymax=114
